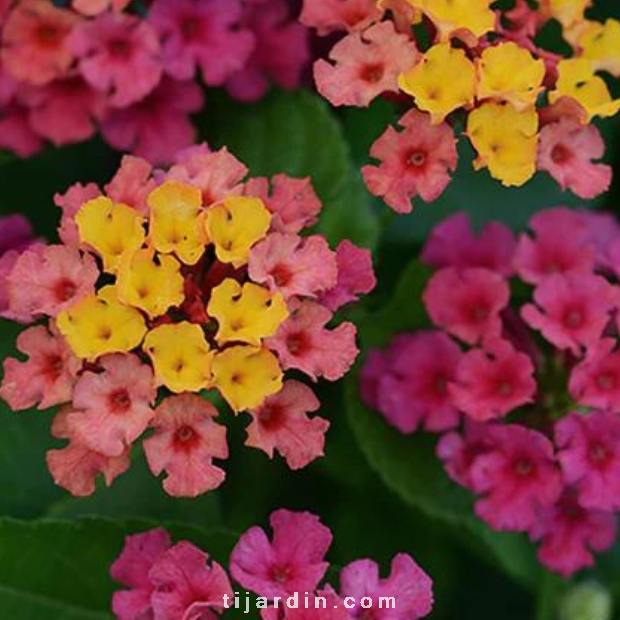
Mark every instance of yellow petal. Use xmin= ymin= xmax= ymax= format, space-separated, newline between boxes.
xmin=75 ymin=197 xmax=145 ymax=274
xmin=56 ymin=285 xmax=147 ymax=360
xmin=477 ymin=42 xmax=545 ymax=111
xmin=577 ymin=19 xmax=620 ymax=77
xmin=204 ymin=196 xmax=271 ymax=268
xmin=116 ymin=250 xmax=185 ymax=318
xmin=143 ymin=322 xmax=213 ymax=393
xmin=212 ymin=346 xmax=283 ymax=412
xmin=398 ymin=43 xmax=476 ymax=123
xmin=207 ymin=278 xmax=289 ymax=346
xmin=467 ymin=103 xmax=539 ymax=187
xmin=147 ymin=181 xmax=207 ymax=265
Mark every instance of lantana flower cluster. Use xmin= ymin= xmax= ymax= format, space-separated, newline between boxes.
xmin=0 ymin=144 xmax=376 ymax=498
xmin=301 ymin=0 xmax=619 ymax=212
xmin=363 ymin=207 xmax=620 ymax=576
xmin=0 ymin=0 xmax=309 ymax=163
xmin=110 ymin=508 xmax=434 ymax=620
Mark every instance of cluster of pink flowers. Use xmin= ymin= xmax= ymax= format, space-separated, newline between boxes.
xmin=0 ymin=144 xmax=376 ymax=498
xmin=362 ymin=207 xmax=620 ymax=576
xmin=301 ymin=0 xmax=618 ymax=212
xmin=110 ymin=508 xmax=434 ymax=619
xmin=0 ymin=0 xmax=309 ymax=163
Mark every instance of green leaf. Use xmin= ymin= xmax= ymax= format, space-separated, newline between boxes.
xmin=202 ymin=89 xmax=379 ymax=251
xmin=346 ymin=259 xmax=542 ymax=590
xmin=0 ymin=517 xmax=237 ymax=620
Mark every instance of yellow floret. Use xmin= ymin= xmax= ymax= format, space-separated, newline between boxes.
xmin=212 ymin=345 xmax=283 ymax=412
xmin=398 ymin=43 xmax=476 ymax=124
xmin=576 ymin=19 xmax=620 ymax=77
xmin=56 ymin=286 xmax=147 ymax=360
xmin=143 ymin=322 xmax=213 ymax=393
xmin=147 ymin=181 xmax=207 ymax=266
xmin=208 ymin=279 xmax=289 ymax=346
xmin=467 ymin=102 xmax=539 ymax=187
xmin=116 ymin=250 xmax=185 ymax=318
xmin=75 ymin=197 xmax=145 ymax=274
xmin=204 ymin=196 xmax=271 ymax=268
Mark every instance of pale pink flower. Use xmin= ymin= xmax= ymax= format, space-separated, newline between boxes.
xmin=67 ymin=354 xmax=156 ymax=457
xmin=143 ymin=394 xmax=228 ymax=497
xmin=300 ymin=0 xmax=381 ymax=35
xmin=72 ymin=0 xmax=132 ymax=16
xmin=0 ymin=324 xmax=80 ymax=410
xmin=267 ymin=301 xmax=359 ymax=381
xmin=315 ymin=22 xmax=417 ymax=107
xmin=538 ymin=118 xmax=612 ymax=199
xmin=104 ymin=155 xmax=157 ymax=216
xmin=243 ymin=174 xmax=322 ymax=234
xmin=362 ymin=110 xmax=458 ymax=214
xmin=5 ymin=245 xmax=99 ymax=319
xmin=246 ymin=381 xmax=329 ymax=470
xmin=249 ymin=233 xmax=338 ymax=299
xmin=54 ymin=182 xmax=101 ymax=247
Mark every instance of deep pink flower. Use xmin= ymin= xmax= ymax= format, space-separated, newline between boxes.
xmin=4 ymin=244 xmax=99 ymax=320
xmin=167 ymin=145 xmax=248 ymax=205
xmin=513 ymin=207 xmax=595 ymax=285
xmin=262 ymin=595 xmax=350 ymax=620
xmin=246 ymin=380 xmax=329 ymax=470
xmin=111 ymin=529 xmax=172 ymax=620
xmin=530 ymin=489 xmax=617 ymax=576
xmin=0 ymin=100 xmax=44 ymax=157
xmin=363 ymin=331 xmax=462 ymax=433
xmin=423 ymin=267 xmax=510 ymax=345
xmin=267 ymin=301 xmax=358 ymax=381
xmin=470 ymin=424 xmax=562 ymax=531
xmin=555 ymin=411 xmax=620 ymax=511
xmin=521 ymin=273 xmax=618 ymax=355
xmin=100 ymin=77 xmax=203 ymax=165
xmin=249 ymin=233 xmax=338 ymax=299
xmin=1 ymin=0 xmax=79 ymax=85
xmin=23 ymin=75 xmax=106 ymax=146
xmin=421 ymin=212 xmax=517 ymax=277
xmin=0 ymin=214 xmax=35 ymax=256
xmin=449 ymin=339 xmax=536 ymax=422
xmin=436 ymin=421 xmax=496 ymax=490
xmin=569 ymin=338 xmax=620 ymax=411
xmin=142 ymin=393 xmax=228 ymax=497
xmin=104 ymin=155 xmax=157 ymax=216
xmin=362 ymin=110 xmax=458 ymax=214
xmin=578 ymin=209 xmax=620 ymax=275
xmin=314 ymin=22 xmax=417 ymax=107
xmin=54 ymin=182 xmax=101 ymax=247
xmin=70 ymin=12 xmax=162 ymax=107
xmin=538 ymin=118 xmax=612 ymax=199
xmin=230 ymin=509 xmax=332 ymax=598
xmin=243 ymin=174 xmax=321 ymax=234
xmin=226 ymin=0 xmax=309 ymax=102
xmin=148 ymin=0 xmax=254 ymax=86
xmin=0 ymin=323 xmax=80 ymax=410
xmin=300 ymin=0 xmax=381 ymax=35
xmin=338 ymin=554 xmax=433 ymax=620
xmin=67 ymin=354 xmax=156 ymax=457
xmin=149 ymin=542 xmax=233 ymax=620
xmin=318 ymin=240 xmax=376 ymax=312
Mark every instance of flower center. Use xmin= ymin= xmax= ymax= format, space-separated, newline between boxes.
xmin=109 ymin=388 xmax=131 ymax=413
xmin=563 ymin=309 xmax=584 ymax=329
xmin=550 ymin=143 xmax=571 ymax=165
xmin=271 ymin=264 xmax=292 ymax=288
xmin=514 ymin=458 xmax=532 ymax=476
xmin=589 ymin=442 xmax=609 ymax=463
xmin=286 ymin=331 xmax=309 ymax=355
xmin=175 ymin=426 xmax=196 ymax=443
xmin=54 ymin=278 xmax=77 ymax=302
xmin=361 ymin=63 xmax=385 ymax=83
xmin=408 ymin=150 xmax=427 ymax=167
